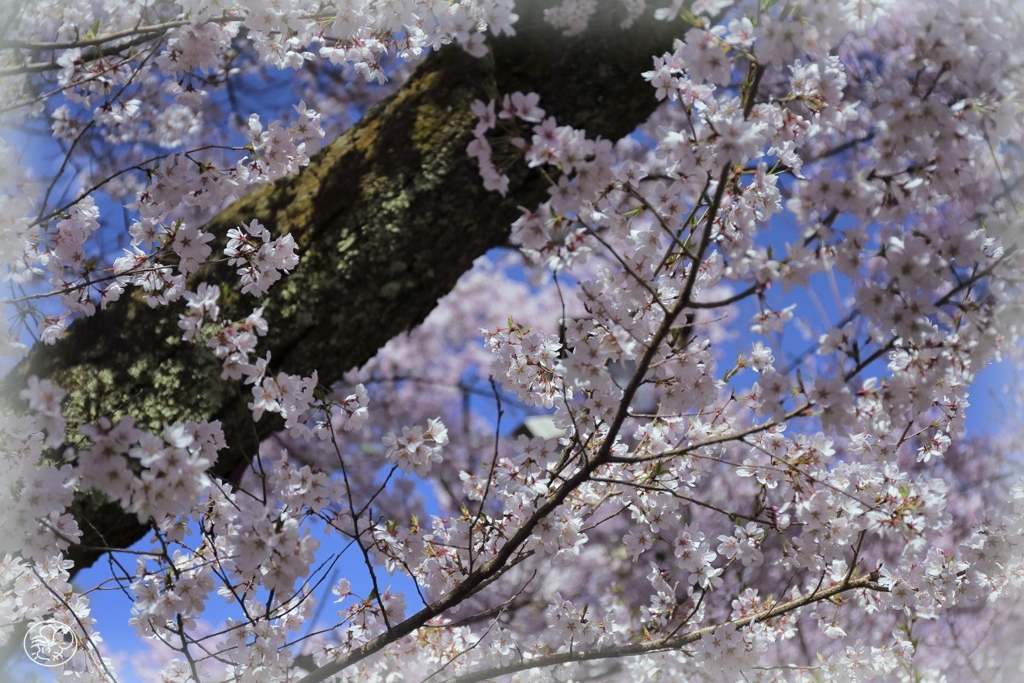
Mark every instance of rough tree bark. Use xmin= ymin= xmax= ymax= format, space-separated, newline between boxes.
xmin=0 ymin=2 xmax=681 ymax=575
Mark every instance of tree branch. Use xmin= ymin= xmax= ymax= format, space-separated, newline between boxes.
xmin=443 ymin=571 xmax=887 ymax=683
xmin=0 ymin=4 xmax=683 ymax=575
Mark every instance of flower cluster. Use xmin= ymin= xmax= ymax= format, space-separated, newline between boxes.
xmin=225 ymin=219 xmax=300 ymax=297
xmin=0 ymin=414 xmax=78 ymax=561
xmin=241 ymin=102 xmax=325 ymax=183
xmin=76 ymin=416 xmax=225 ymax=526
xmin=484 ymin=319 xmax=566 ymax=409
xmin=382 ymin=418 xmax=450 ymax=477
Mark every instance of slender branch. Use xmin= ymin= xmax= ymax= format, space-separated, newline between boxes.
xmin=330 ymin=425 xmax=391 ymax=631
xmin=0 ymin=16 xmax=238 ymax=52
xmin=446 ymin=571 xmax=886 ymax=683
xmin=0 ymin=13 xmax=340 ymax=77
xmin=687 ymin=283 xmax=761 ymax=309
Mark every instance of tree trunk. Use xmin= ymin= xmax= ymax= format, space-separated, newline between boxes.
xmin=1 ymin=3 xmax=680 ymax=574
